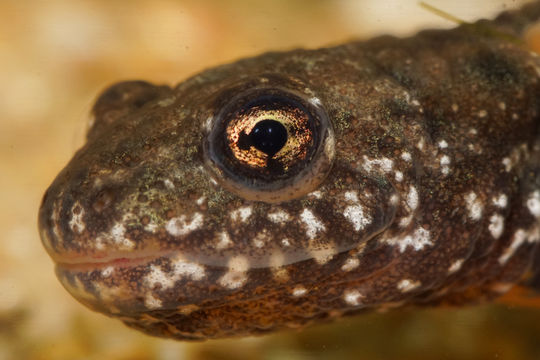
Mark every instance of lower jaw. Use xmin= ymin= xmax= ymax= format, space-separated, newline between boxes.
xmin=53 ymin=254 xmax=171 ymax=316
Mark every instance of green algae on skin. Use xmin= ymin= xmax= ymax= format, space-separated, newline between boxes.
xmin=39 ymin=3 xmax=540 ymax=340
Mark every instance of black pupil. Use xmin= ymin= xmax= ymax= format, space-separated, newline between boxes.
xmin=244 ymin=119 xmax=288 ymax=158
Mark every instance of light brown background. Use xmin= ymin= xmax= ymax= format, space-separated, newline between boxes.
xmin=1 ymin=1 xmax=539 ymax=359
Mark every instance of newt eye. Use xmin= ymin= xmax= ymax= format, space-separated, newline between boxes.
xmin=204 ymin=87 xmax=335 ymax=203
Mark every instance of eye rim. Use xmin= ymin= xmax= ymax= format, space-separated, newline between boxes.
xmin=203 ymin=83 xmax=335 ymax=203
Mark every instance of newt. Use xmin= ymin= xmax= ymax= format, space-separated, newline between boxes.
xmin=39 ymin=2 xmax=540 ymax=340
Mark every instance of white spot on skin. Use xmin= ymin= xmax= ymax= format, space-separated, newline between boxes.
xmin=292 ymin=286 xmax=307 ymax=297
xmin=407 ymin=186 xmax=418 ymax=211
xmin=218 ymin=256 xmax=249 ymax=289
xmin=231 ymin=207 xmax=252 ymax=223
xmin=502 ymin=157 xmax=512 ymax=172
xmin=158 ymin=97 xmax=176 ymax=107
xmin=344 ymin=191 xmax=359 ymax=203
xmin=144 ymin=257 xmax=206 ymax=290
xmin=163 ymin=179 xmax=174 ymax=189
xmin=440 ymin=155 xmax=450 ymax=166
xmin=109 ymin=223 xmax=135 ymax=249
xmin=362 ymin=156 xmax=393 ymax=173
xmin=401 ymin=152 xmax=412 ymax=162
xmin=91 ymin=282 xmax=122 ymax=303
xmin=395 ymin=171 xmax=403 ymax=182
xmin=178 ymin=304 xmax=199 ymax=315
xmin=468 ymin=128 xmax=478 ymax=135
xmin=341 ymin=257 xmax=360 ymax=272
xmin=110 ymin=169 xmax=129 ymax=181
xmin=390 ymin=194 xmax=399 ymax=206
xmin=267 ymin=210 xmax=291 ymax=223
xmin=469 ymin=144 xmax=483 ymax=155
xmin=440 ymin=155 xmax=451 ymax=175
xmin=499 ymin=229 xmax=527 ymax=265
xmin=398 ymin=214 xmax=413 ymax=228
xmin=143 ymin=218 xmax=159 ymax=233
xmin=309 ymin=97 xmax=322 ymax=107
xmin=101 ymin=266 xmax=114 ymax=278
xmin=144 ymin=293 xmax=163 ymax=309
xmin=343 ymin=289 xmax=364 ymax=306
xmin=465 ymin=192 xmax=483 ymax=221
xmin=488 ymin=214 xmax=504 ymax=239
xmin=69 ymin=202 xmax=85 ymax=234
xmin=216 ymin=231 xmax=232 ymax=250
xmin=498 ymin=102 xmax=506 ymax=110
xmin=300 ymin=208 xmax=325 ymax=239
xmin=416 ymin=138 xmax=425 ymax=151
xmin=166 ymin=213 xmax=204 ymax=236
xmin=172 ymin=256 xmax=206 ymax=281
xmin=252 ymin=231 xmax=267 ymax=248
xmin=95 ymin=237 xmax=105 ymax=250
xmin=493 ymin=194 xmax=508 ymax=208
xmin=438 ymin=140 xmax=448 ymax=149
xmin=203 ymin=116 xmax=213 ymax=132
xmin=111 ymin=223 xmax=125 ymax=241
xmin=343 ymin=205 xmax=372 ymax=231
xmin=501 ymin=143 xmax=529 ymax=172
xmin=448 ymin=259 xmax=464 ymax=274
xmin=385 ymin=227 xmax=432 ymax=252
xmin=397 ymin=279 xmax=421 ymax=292
xmin=526 ymin=191 xmax=540 ymax=217
xmin=308 ymin=191 xmax=322 ymax=199
xmin=196 ymin=196 xmax=206 ymax=206
xmin=477 ymin=110 xmax=488 ymax=118
xmin=498 ymin=228 xmax=540 ymax=265
xmin=401 ymin=91 xmax=411 ymax=103
xmin=145 ymin=265 xmax=176 ymax=290
xmin=281 ymin=238 xmax=291 ymax=247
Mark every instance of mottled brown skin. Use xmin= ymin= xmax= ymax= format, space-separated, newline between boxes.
xmin=40 ymin=4 xmax=540 ymax=340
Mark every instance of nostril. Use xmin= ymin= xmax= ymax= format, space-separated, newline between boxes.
xmin=92 ymin=188 xmax=115 ymax=213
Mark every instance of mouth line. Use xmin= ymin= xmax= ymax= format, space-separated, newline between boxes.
xmin=54 ymin=250 xmax=176 ymax=273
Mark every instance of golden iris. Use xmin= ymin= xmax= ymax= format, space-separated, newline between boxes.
xmin=226 ymin=100 xmax=313 ymax=172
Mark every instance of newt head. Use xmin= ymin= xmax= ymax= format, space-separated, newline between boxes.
xmin=39 ymin=2 xmax=540 ymax=340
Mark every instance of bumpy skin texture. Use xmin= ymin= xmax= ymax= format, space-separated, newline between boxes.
xmin=40 ymin=4 xmax=540 ymax=340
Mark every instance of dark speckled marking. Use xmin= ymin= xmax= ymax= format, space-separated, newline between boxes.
xmin=40 ymin=3 xmax=540 ymax=340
